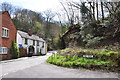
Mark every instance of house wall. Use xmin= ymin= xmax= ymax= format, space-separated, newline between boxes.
xmin=40 ymin=42 xmax=46 ymax=55
xmin=21 ymin=38 xmax=27 ymax=49
xmin=41 ymin=41 xmax=47 ymax=55
xmin=0 ymin=14 xmax=2 ymax=47
xmin=17 ymin=32 xmax=47 ymax=55
xmin=0 ymin=11 xmax=17 ymax=59
xmin=28 ymin=39 xmax=33 ymax=46
xmin=34 ymin=41 xmax=37 ymax=54
xmin=16 ymin=32 xmax=22 ymax=47
xmin=2 ymin=12 xmax=17 ymax=48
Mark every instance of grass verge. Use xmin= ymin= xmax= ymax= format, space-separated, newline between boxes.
xmin=46 ymin=48 xmax=120 ymax=72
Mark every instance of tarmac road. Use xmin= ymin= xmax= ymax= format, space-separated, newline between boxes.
xmin=0 ymin=51 xmax=119 ymax=79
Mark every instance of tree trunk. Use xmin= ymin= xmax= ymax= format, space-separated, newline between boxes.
xmin=96 ymin=1 xmax=99 ymax=20
xmin=101 ymin=1 xmax=104 ymax=22
xmin=93 ymin=2 xmax=96 ymax=21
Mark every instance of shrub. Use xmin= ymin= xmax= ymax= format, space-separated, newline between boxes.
xmin=47 ymin=48 xmax=120 ymax=72
xmin=86 ymin=37 xmax=103 ymax=47
xmin=10 ymin=41 xmax=19 ymax=59
xmin=55 ymin=38 xmax=63 ymax=49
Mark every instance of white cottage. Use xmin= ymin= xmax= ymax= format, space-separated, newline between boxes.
xmin=16 ymin=30 xmax=47 ymax=56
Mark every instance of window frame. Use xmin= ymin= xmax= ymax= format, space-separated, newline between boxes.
xmin=2 ymin=27 xmax=9 ymax=38
xmin=33 ymin=40 xmax=35 ymax=46
xmin=37 ymin=41 xmax=39 ymax=46
xmin=42 ymin=42 xmax=44 ymax=48
xmin=25 ymin=38 xmax=28 ymax=45
xmin=0 ymin=47 xmax=8 ymax=54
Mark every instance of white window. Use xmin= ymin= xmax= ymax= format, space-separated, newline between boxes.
xmin=2 ymin=27 xmax=9 ymax=38
xmin=0 ymin=47 xmax=8 ymax=54
xmin=37 ymin=41 xmax=39 ymax=46
xmin=42 ymin=42 xmax=44 ymax=48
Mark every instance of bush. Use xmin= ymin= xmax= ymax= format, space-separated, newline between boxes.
xmin=47 ymin=54 xmax=115 ymax=70
xmin=79 ymin=22 xmax=105 ymax=48
xmin=86 ymin=37 xmax=103 ymax=47
xmin=10 ymin=41 xmax=19 ymax=59
xmin=55 ymin=38 xmax=62 ymax=49
xmin=47 ymin=48 xmax=120 ymax=72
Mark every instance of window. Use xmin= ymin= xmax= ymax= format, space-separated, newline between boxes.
xmin=0 ymin=47 xmax=8 ymax=54
xmin=42 ymin=42 xmax=44 ymax=48
xmin=37 ymin=41 xmax=39 ymax=46
xmin=37 ymin=48 xmax=39 ymax=53
xmin=2 ymin=27 xmax=9 ymax=38
xmin=25 ymin=38 xmax=28 ymax=45
xmin=33 ymin=40 xmax=35 ymax=45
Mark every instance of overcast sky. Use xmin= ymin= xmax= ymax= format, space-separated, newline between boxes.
xmin=0 ymin=0 xmax=80 ymax=22
xmin=0 ymin=0 xmax=62 ymax=12
xmin=1 ymin=0 xmax=114 ymax=22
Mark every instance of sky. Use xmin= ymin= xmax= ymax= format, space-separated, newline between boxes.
xmin=0 ymin=0 xmax=62 ymax=12
xmin=0 ymin=0 xmax=80 ymax=22
xmin=0 ymin=0 xmax=114 ymax=22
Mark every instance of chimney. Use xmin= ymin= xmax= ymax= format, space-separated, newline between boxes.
xmin=28 ymin=29 xmax=32 ymax=36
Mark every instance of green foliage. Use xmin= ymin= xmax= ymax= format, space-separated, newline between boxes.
xmin=32 ymin=22 xmax=44 ymax=35
xmin=47 ymin=48 xmax=120 ymax=72
xmin=86 ymin=37 xmax=103 ymax=47
xmin=10 ymin=41 xmax=19 ymax=59
xmin=46 ymin=54 xmax=118 ymax=71
xmin=104 ymin=45 xmax=120 ymax=51
xmin=55 ymin=38 xmax=62 ymax=49
xmin=80 ymin=2 xmax=91 ymax=23
xmin=79 ymin=22 xmax=104 ymax=47
xmin=60 ymin=25 xmax=68 ymax=35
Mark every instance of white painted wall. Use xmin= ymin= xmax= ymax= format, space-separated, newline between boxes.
xmin=41 ymin=42 xmax=46 ymax=54
xmin=28 ymin=39 xmax=33 ymax=46
xmin=22 ymin=38 xmax=27 ymax=49
xmin=17 ymin=32 xmax=47 ymax=55
xmin=16 ymin=32 xmax=22 ymax=47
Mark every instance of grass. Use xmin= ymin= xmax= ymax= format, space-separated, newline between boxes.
xmin=46 ymin=47 xmax=120 ymax=72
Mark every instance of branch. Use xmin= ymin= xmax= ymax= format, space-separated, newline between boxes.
xmin=60 ymin=1 xmax=70 ymax=22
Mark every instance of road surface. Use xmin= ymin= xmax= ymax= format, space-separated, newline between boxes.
xmin=0 ymin=51 xmax=119 ymax=79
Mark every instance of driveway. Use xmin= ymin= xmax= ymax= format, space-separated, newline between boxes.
xmin=0 ymin=52 xmax=119 ymax=79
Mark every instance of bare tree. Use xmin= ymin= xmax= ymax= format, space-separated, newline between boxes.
xmin=101 ymin=1 xmax=104 ymax=21
xmin=44 ymin=9 xmax=55 ymax=22
xmin=0 ymin=2 xmax=14 ymax=15
xmin=60 ymin=1 xmax=78 ymax=26
xmin=96 ymin=0 xmax=99 ymax=20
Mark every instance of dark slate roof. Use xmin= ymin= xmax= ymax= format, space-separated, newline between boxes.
xmin=17 ymin=30 xmax=45 ymax=42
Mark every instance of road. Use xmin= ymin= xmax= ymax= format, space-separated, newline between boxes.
xmin=0 ymin=51 xmax=119 ymax=79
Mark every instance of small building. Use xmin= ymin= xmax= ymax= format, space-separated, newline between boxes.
xmin=0 ymin=11 xmax=17 ymax=59
xmin=16 ymin=30 xmax=47 ymax=56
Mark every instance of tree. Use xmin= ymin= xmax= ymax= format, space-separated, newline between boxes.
xmin=44 ymin=9 xmax=55 ymax=22
xmin=101 ymin=1 xmax=104 ymax=22
xmin=72 ymin=1 xmax=94 ymax=24
xmin=80 ymin=2 xmax=91 ymax=24
xmin=10 ymin=41 xmax=19 ymax=59
xmin=96 ymin=0 xmax=99 ymax=20
xmin=13 ymin=8 xmax=44 ymax=34
xmin=43 ymin=9 xmax=56 ymax=38
xmin=60 ymin=1 xmax=80 ymax=26
xmin=0 ymin=2 xmax=14 ymax=15
xmin=32 ymin=21 xmax=44 ymax=37
xmin=103 ymin=2 xmax=120 ymax=38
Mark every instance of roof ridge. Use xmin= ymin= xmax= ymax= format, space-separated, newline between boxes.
xmin=17 ymin=30 xmax=45 ymax=42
